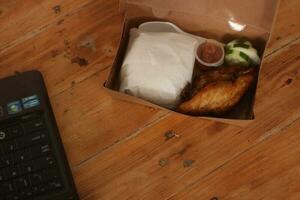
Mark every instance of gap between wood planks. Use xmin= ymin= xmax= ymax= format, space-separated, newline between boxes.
xmin=74 ymin=111 xmax=171 ymax=170
xmin=165 ymin=115 xmax=300 ymax=200
xmin=0 ymin=0 xmax=97 ymax=55
xmin=47 ymin=61 xmax=170 ymax=169
xmin=50 ymin=64 xmax=111 ymax=98
xmin=265 ymin=35 xmax=300 ymax=58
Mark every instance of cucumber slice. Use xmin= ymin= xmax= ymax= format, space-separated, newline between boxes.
xmin=234 ymin=47 xmax=261 ymax=66
xmin=225 ymin=40 xmax=261 ymax=66
xmin=225 ymin=48 xmax=250 ymax=67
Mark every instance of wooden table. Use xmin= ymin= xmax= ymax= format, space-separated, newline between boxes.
xmin=0 ymin=0 xmax=299 ymax=199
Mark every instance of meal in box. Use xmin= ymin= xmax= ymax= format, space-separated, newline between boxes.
xmin=105 ymin=0 xmax=279 ymax=121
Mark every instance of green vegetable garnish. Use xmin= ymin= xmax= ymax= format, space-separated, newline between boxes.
xmin=239 ymin=51 xmax=251 ymax=62
xmin=224 ymin=39 xmax=261 ymax=67
xmin=225 ymin=46 xmax=233 ymax=54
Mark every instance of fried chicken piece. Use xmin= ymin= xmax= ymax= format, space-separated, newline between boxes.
xmin=192 ymin=66 xmax=253 ymax=95
xmin=178 ymin=67 xmax=256 ymax=115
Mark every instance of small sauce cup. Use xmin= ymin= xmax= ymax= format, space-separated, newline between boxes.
xmin=195 ymin=39 xmax=225 ymax=70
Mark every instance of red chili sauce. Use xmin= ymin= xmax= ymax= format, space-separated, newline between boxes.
xmin=197 ymin=42 xmax=223 ymax=63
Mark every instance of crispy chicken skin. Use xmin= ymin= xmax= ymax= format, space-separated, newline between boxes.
xmin=178 ymin=67 xmax=256 ymax=115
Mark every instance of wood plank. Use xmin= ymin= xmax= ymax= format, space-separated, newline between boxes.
xmin=0 ymin=0 xmax=123 ymax=97
xmin=256 ymin=39 xmax=300 ymax=103
xmin=74 ymin=116 xmax=242 ymax=200
xmin=51 ymin=68 xmax=167 ymax=166
xmin=265 ymin=0 xmax=300 ymax=55
xmin=0 ymin=0 xmax=96 ymax=52
xmin=170 ymin=117 xmax=300 ymax=200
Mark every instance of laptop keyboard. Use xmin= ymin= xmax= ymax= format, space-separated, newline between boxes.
xmin=0 ymin=112 xmax=64 ymax=200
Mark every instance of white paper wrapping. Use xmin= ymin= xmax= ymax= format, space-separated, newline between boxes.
xmin=119 ymin=28 xmax=198 ymax=109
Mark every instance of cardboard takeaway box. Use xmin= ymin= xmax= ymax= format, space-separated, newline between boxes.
xmin=104 ymin=0 xmax=280 ymax=127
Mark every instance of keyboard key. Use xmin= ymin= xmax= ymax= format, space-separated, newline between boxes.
xmin=43 ymin=168 xmax=59 ymax=182
xmin=22 ymin=119 xmax=45 ymax=133
xmin=30 ymin=143 xmax=51 ymax=158
xmin=12 ymin=195 xmax=22 ymax=200
xmin=13 ymin=149 xmax=32 ymax=164
xmin=0 ymin=182 xmax=14 ymax=194
xmin=9 ymin=125 xmax=23 ymax=138
xmin=19 ymin=162 xmax=34 ymax=175
xmin=18 ymin=131 xmax=47 ymax=149
xmin=33 ymin=155 xmax=56 ymax=171
xmin=32 ymin=185 xmax=39 ymax=195
xmin=19 ymin=190 xmax=27 ymax=199
xmin=29 ymin=172 xmax=43 ymax=186
xmin=0 ymin=155 xmax=13 ymax=168
xmin=5 ymin=167 xmax=20 ymax=179
xmin=14 ymin=177 xmax=30 ymax=190
xmin=23 ymin=188 xmax=34 ymax=198
xmin=49 ymin=179 xmax=63 ymax=190
xmin=13 ymin=143 xmax=51 ymax=166
xmin=0 ymin=128 xmax=9 ymax=142
xmin=2 ymin=140 xmax=18 ymax=154
xmin=41 ymin=144 xmax=51 ymax=154
xmin=36 ymin=184 xmax=49 ymax=194
xmin=20 ymin=113 xmax=40 ymax=121
xmin=0 ymin=129 xmax=8 ymax=142
xmin=5 ymin=193 xmax=22 ymax=200
xmin=31 ymin=132 xmax=46 ymax=142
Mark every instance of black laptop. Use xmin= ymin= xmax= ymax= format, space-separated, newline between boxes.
xmin=0 ymin=71 xmax=79 ymax=200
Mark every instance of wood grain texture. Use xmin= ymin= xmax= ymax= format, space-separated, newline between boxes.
xmin=52 ymin=68 xmax=167 ymax=166
xmin=170 ymin=119 xmax=300 ymax=200
xmin=74 ymin=115 xmax=242 ymax=199
xmin=266 ymin=0 xmax=300 ymax=54
xmin=0 ymin=0 xmax=122 ymax=97
xmin=0 ymin=0 xmax=96 ymax=53
xmin=0 ymin=0 xmax=300 ymax=200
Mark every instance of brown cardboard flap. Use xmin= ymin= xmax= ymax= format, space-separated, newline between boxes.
xmin=103 ymin=85 xmax=255 ymax=127
xmin=120 ymin=0 xmax=278 ymax=33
